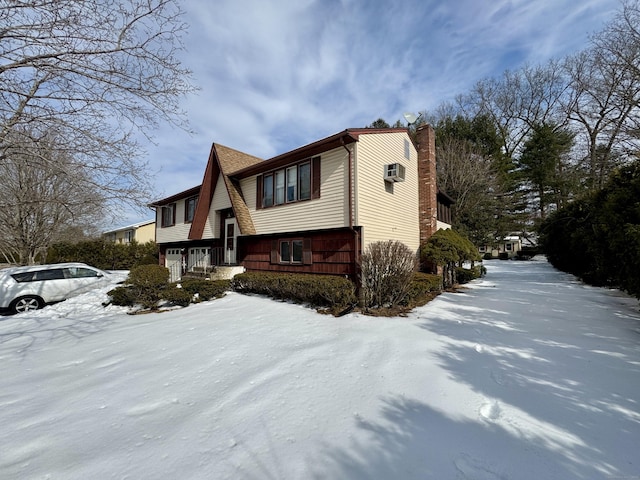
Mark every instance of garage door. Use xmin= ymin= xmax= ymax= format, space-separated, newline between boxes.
xmin=165 ymin=248 xmax=182 ymax=282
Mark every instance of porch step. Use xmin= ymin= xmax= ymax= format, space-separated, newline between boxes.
xmin=211 ymin=265 xmax=245 ymax=280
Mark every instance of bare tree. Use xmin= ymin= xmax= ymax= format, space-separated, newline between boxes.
xmin=435 ymin=135 xmax=498 ymax=244
xmin=458 ymin=61 xmax=569 ymax=158
xmin=0 ymin=131 xmax=104 ymax=264
xmin=0 ymin=0 xmax=196 ymax=207
xmin=563 ymin=0 xmax=640 ymax=190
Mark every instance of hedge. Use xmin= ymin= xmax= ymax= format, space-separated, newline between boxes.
xmin=231 ymin=271 xmax=357 ymax=313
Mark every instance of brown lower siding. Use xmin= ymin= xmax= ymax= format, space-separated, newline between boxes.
xmin=238 ymin=227 xmax=361 ymax=279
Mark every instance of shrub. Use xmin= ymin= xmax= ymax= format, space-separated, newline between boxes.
xmin=128 ymin=264 xmax=170 ymax=288
xmin=405 ymin=272 xmax=443 ymax=306
xmin=540 ymin=161 xmax=640 ymax=298
xmin=161 ymin=286 xmax=193 ymax=307
xmin=47 ymin=239 xmax=159 ymax=270
xmin=180 ymin=279 xmax=230 ymax=301
xmin=108 ymin=264 xmax=170 ymax=310
xmin=360 ymin=240 xmax=417 ymax=310
xmin=231 ymin=271 xmax=356 ymax=313
xmin=420 ymin=229 xmax=481 ymax=288
xmin=456 ymin=265 xmax=484 ymax=284
xmin=107 ymin=286 xmax=137 ymax=307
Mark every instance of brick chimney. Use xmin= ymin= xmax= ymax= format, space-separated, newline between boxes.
xmin=416 ymin=124 xmax=438 ymax=245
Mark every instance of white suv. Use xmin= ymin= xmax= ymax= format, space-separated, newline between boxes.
xmin=0 ymin=263 xmax=115 ymax=314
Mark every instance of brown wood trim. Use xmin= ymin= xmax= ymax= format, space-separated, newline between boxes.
xmin=256 ymin=174 xmax=263 ymax=210
xmin=311 ymin=156 xmax=321 ymax=199
xmin=189 ymin=144 xmax=220 ymax=240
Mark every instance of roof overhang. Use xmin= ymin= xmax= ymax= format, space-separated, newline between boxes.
xmin=232 ymin=130 xmax=362 ymax=179
xmin=148 ymin=185 xmax=201 ymax=207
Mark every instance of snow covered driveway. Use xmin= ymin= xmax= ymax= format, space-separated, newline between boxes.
xmin=1 ymin=258 xmax=639 ymax=479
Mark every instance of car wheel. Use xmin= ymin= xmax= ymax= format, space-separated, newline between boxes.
xmin=11 ymin=296 xmax=43 ymax=314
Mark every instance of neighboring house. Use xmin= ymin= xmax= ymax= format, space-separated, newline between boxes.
xmin=150 ymin=125 xmax=452 ymax=282
xmin=103 ymin=220 xmax=156 ymax=244
xmin=479 ymin=236 xmax=522 ymax=259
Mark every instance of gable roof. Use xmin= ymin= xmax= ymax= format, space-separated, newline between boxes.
xmin=153 ymin=127 xmax=412 ymax=237
xmin=103 ymin=219 xmax=155 ymax=235
xmin=188 ymin=143 xmax=263 ymax=238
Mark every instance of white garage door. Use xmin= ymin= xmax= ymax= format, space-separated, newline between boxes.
xmin=165 ymin=248 xmax=182 ymax=282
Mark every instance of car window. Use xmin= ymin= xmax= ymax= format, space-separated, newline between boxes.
xmin=11 ymin=271 xmax=35 ymax=283
xmin=64 ymin=267 xmax=101 ymax=278
xmin=33 ymin=269 xmax=65 ymax=281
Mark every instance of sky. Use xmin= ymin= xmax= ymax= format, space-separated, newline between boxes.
xmin=130 ymin=0 xmax=621 ymax=224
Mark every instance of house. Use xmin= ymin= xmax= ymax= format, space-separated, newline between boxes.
xmin=479 ymin=236 xmax=522 ymax=259
xmin=103 ymin=220 xmax=156 ymax=244
xmin=149 ymin=125 xmax=452 ymax=282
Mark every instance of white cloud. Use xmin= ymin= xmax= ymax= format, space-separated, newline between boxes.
xmin=131 ymin=0 xmax=620 ymax=222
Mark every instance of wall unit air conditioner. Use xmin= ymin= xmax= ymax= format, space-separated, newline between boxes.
xmin=384 ymin=163 xmax=406 ymax=182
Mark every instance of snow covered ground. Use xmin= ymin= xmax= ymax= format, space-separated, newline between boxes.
xmin=1 ymin=258 xmax=639 ymax=479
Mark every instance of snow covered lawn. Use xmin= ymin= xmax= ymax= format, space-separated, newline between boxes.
xmin=1 ymin=258 xmax=639 ymax=479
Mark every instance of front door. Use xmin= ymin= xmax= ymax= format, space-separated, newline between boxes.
xmin=224 ymin=218 xmax=237 ymax=264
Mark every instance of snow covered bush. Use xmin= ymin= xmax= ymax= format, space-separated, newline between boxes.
xmin=360 ymin=240 xmax=417 ymax=310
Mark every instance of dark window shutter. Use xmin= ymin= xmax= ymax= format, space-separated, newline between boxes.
xmin=303 ymin=238 xmax=313 ymax=265
xmin=311 ymin=156 xmax=321 ymax=199
xmin=256 ymin=175 xmax=263 ymax=209
xmin=270 ymin=239 xmax=278 ymax=264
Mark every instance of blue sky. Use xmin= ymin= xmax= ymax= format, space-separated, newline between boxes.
xmin=133 ymin=0 xmax=621 ymax=224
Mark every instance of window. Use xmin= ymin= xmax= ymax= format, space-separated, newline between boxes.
xmin=299 ymin=162 xmax=311 ymax=200
xmin=286 ymin=165 xmax=297 ymax=202
xmin=185 ymin=196 xmax=198 ymax=223
xmin=161 ymin=203 xmax=175 ymax=227
xmin=12 ymin=272 xmax=35 ymax=283
xmin=12 ymin=269 xmax=65 ymax=282
xmin=279 ymin=239 xmax=304 ymax=263
xmin=292 ymin=240 xmax=303 ymax=262
xmin=506 ymin=243 xmax=513 ymax=251
xmin=258 ymin=157 xmax=319 ymax=209
xmin=263 ymin=175 xmax=274 ymax=207
xmin=64 ymin=267 xmax=100 ymax=278
xmin=271 ymin=238 xmax=312 ymax=265
xmin=280 ymin=240 xmax=291 ymax=262
xmin=33 ymin=269 xmax=64 ymax=281
xmin=124 ymin=230 xmax=134 ymax=243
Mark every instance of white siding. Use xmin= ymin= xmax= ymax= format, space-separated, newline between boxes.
xmin=201 ymin=175 xmax=231 ymax=239
xmin=243 ymin=147 xmax=349 ymax=234
xmin=155 ymin=197 xmax=191 ymax=244
xmin=354 ymin=132 xmax=421 ymax=253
